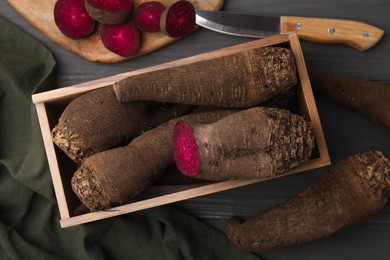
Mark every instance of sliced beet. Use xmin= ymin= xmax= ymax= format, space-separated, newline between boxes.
xmin=173 ymin=120 xmax=202 ymax=177
xmin=160 ymin=0 xmax=196 ymax=37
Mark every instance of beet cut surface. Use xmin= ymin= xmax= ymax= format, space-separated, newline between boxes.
xmin=161 ymin=0 xmax=196 ymax=37
xmin=173 ymin=120 xmax=201 ymax=177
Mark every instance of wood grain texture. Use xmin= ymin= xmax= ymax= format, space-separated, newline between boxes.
xmin=6 ymin=0 xmax=224 ymax=63
xmin=281 ymin=16 xmax=384 ymax=51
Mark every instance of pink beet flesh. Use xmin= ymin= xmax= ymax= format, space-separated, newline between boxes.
xmin=164 ymin=1 xmax=195 ymax=37
xmin=134 ymin=1 xmax=165 ymax=32
xmin=173 ymin=120 xmax=201 ymax=177
xmin=86 ymin=0 xmax=133 ymax=12
xmin=100 ymin=21 xmax=141 ymax=57
xmin=54 ymin=0 xmax=96 ymax=39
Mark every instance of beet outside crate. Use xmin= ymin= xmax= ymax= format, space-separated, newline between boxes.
xmin=32 ymin=33 xmax=330 ymax=228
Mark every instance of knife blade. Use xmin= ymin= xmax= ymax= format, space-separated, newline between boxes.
xmin=195 ymin=10 xmax=384 ymax=51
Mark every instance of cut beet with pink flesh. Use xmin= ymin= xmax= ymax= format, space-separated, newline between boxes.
xmin=173 ymin=120 xmax=201 ymax=177
xmin=54 ymin=0 xmax=96 ymax=39
xmin=161 ymin=1 xmax=195 ymax=37
xmin=134 ymin=1 xmax=165 ymax=32
xmin=100 ymin=21 xmax=141 ymax=57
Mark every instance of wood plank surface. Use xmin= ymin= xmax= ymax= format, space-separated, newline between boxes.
xmin=1 ymin=0 xmax=390 ymax=259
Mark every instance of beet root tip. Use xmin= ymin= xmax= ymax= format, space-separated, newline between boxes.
xmin=71 ymin=165 xmax=111 ymax=211
xmin=225 ymin=217 xmax=247 ymax=249
xmin=173 ymin=120 xmax=201 ymax=177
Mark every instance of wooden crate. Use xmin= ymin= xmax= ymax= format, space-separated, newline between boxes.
xmin=32 ymin=33 xmax=330 ymax=228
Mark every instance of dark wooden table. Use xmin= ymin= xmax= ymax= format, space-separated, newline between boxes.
xmin=1 ymin=0 xmax=389 ymax=259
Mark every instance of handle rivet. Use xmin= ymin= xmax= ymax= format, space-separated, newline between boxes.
xmin=295 ymin=22 xmax=302 ymax=30
xmin=328 ymin=26 xmax=336 ymax=34
xmin=363 ymin=31 xmax=370 ymax=39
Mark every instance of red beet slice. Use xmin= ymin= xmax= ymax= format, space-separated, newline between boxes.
xmin=160 ymin=0 xmax=196 ymax=37
xmin=85 ymin=0 xmax=133 ymax=24
xmin=173 ymin=120 xmax=201 ymax=177
xmin=54 ymin=0 xmax=96 ymax=39
xmin=134 ymin=1 xmax=165 ymax=32
xmin=100 ymin=21 xmax=141 ymax=57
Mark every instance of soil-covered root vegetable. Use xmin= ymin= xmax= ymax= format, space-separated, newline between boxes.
xmin=54 ymin=0 xmax=96 ymax=39
xmin=310 ymin=74 xmax=390 ymax=132
xmin=71 ymin=110 xmax=236 ymax=211
xmin=84 ymin=0 xmax=133 ymax=24
xmin=114 ymin=47 xmax=298 ymax=107
xmin=173 ymin=107 xmax=315 ymax=181
xmin=160 ymin=0 xmax=195 ymax=37
xmin=51 ymin=86 xmax=192 ymax=163
xmin=100 ymin=21 xmax=141 ymax=57
xmin=190 ymin=88 xmax=298 ymax=114
xmin=225 ymin=150 xmax=390 ymax=252
xmin=134 ymin=1 xmax=165 ymax=32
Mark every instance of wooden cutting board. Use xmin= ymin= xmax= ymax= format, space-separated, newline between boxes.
xmin=7 ymin=0 xmax=224 ymax=63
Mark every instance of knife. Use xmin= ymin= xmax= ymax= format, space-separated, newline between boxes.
xmin=195 ymin=10 xmax=384 ymax=51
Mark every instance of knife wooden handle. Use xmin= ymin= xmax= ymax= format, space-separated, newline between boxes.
xmin=280 ymin=16 xmax=384 ymax=51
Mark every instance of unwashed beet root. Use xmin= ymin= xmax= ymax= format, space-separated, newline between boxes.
xmin=160 ymin=0 xmax=196 ymax=37
xmin=173 ymin=107 xmax=315 ymax=181
xmin=100 ymin=21 xmax=141 ymax=57
xmin=54 ymin=0 xmax=96 ymax=39
xmin=71 ymin=110 xmax=235 ymax=211
xmin=114 ymin=47 xmax=297 ymax=106
xmin=85 ymin=0 xmax=133 ymax=24
xmin=225 ymin=150 xmax=390 ymax=252
xmin=134 ymin=1 xmax=165 ymax=32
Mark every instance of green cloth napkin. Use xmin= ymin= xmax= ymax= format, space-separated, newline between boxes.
xmin=0 ymin=16 xmax=260 ymax=260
